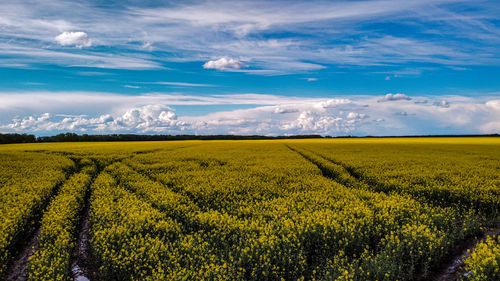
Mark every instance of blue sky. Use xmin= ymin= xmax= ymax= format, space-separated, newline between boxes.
xmin=1 ymin=0 xmax=499 ymax=136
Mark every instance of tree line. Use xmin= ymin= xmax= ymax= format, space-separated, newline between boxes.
xmin=0 ymin=133 xmax=37 ymax=144
xmin=1 ymin=132 xmax=498 ymax=144
xmin=0 ymin=133 xmax=322 ymax=144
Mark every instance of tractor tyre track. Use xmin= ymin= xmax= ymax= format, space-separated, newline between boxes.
xmin=432 ymin=228 xmax=500 ymax=281
xmin=71 ymin=159 xmax=103 ymax=281
xmin=5 ymin=159 xmax=80 ymax=281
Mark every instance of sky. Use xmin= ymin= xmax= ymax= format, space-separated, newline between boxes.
xmin=1 ymin=0 xmax=500 ymax=136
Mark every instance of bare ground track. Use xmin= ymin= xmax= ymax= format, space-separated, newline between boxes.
xmin=70 ymin=158 xmax=104 ymax=281
xmin=431 ymin=228 xmax=500 ymax=281
xmin=5 ymin=156 xmax=80 ymax=281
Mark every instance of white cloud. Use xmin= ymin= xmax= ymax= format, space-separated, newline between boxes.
xmin=124 ymin=85 xmax=141 ymax=89
xmin=0 ymin=43 xmax=161 ymax=69
xmin=203 ymin=57 xmax=245 ymax=70
xmin=1 ymin=91 xmax=500 ymax=136
xmin=274 ymin=107 xmax=299 ymax=114
xmin=3 ymin=105 xmax=186 ymax=133
xmin=433 ymin=100 xmax=450 ymax=108
xmin=378 ymin=93 xmax=411 ymax=102
xmin=1 ymin=0 xmax=499 ymax=72
xmin=279 ymin=110 xmax=368 ymax=135
xmin=6 ymin=113 xmax=51 ymax=131
xmin=486 ymin=99 xmax=500 ymax=110
xmin=316 ymin=98 xmax=351 ymax=108
xmin=142 ymin=41 xmax=153 ymax=51
xmin=54 ymin=31 xmax=92 ymax=48
xmin=347 ymin=112 xmax=367 ymax=119
xmin=115 ymin=105 xmax=185 ymax=132
xmin=281 ymin=111 xmax=342 ymax=133
xmin=307 ymin=78 xmax=318 ymax=82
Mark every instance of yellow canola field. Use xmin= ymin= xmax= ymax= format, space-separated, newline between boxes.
xmin=0 ymin=138 xmax=498 ymax=281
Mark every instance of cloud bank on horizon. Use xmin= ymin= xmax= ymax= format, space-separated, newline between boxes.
xmin=0 ymin=0 xmax=499 ymax=136
xmin=1 ymin=92 xmax=499 ymax=136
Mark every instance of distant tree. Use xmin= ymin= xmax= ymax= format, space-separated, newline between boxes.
xmin=4 ymin=132 xmax=496 ymax=144
xmin=33 ymin=133 xmax=324 ymax=142
xmin=0 ymin=133 xmax=36 ymax=144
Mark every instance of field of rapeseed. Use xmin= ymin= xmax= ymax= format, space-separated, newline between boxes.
xmin=0 ymin=138 xmax=498 ymax=280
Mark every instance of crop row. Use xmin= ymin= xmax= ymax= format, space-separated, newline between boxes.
xmin=106 ymin=162 xmax=198 ymax=224
xmin=1 ymin=140 xmax=498 ymax=280
xmin=100 ymin=143 xmax=482 ymax=280
xmin=0 ymin=152 xmax=74 ymax=278
xmin=294 ymin=142 xmax=500 ymax=217
xmin=89 ymin=170 xmax=185 ymax=280
xmin=27 ymin=159 xmax=96 ymax=280
xmin=464 ymin=235 xmax=500 ymax=280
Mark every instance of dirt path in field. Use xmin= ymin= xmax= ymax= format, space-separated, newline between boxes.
xmin=5 ymin=160 xmax=79 ymax=281
xmin=4 ymin=229 xmax=41 ymax=281
xmin=431 ymin=228 xmax=500 ymax=281
xmin=71 ymin=193 xmax=97 ymax=281
xmin=71 ymin=159 xmax=105 ymax=281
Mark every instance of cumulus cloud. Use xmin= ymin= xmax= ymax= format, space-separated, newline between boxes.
xmin=486 ymin=100 xmax=500 ymax=109
xmin=7 ymin=113 xmax=51 ymax=130
xmin=203 ymin=57 xmax=245 ymax=70
xmin=378 ymin=93 xmax=411 ymax=102
xmin=273 ymin=107 xmax=299 ymax=114
xmin=316 ymin=98 xmax=351 ymax=108
xmin=54 ymin=31 xmax=92 ymax=48
xmin=433 ymin=100 xmax=450 ymax=108
xmin=280 ymin=110 xmax=367 ymax=134
xmin=281 ymin=111 xmax=341 ymax=132
xmin=115 ymin=105 xmax=185 ymax=132
xmin=3 ymin=105 xmax=186 ymax=133
xmin=1 ymin=92 xmax=500 ymax=136
xmin=346 ymin=112 xmax=367 ymax=119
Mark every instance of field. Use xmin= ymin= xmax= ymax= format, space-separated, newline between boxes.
xmin=0 ymin=138 xmax=499 ymax=281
